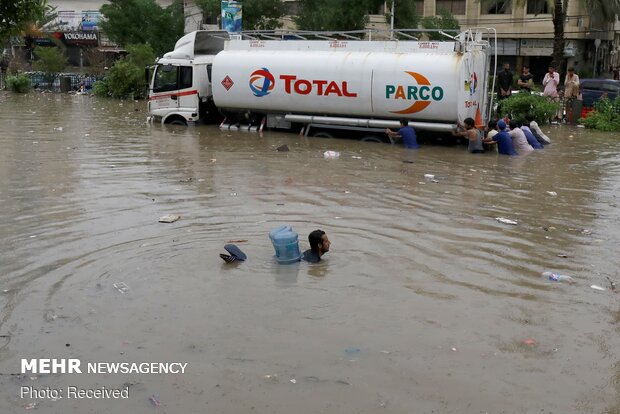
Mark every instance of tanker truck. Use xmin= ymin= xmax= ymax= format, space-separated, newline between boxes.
xmin=147 ymin=28 xmax=496 ymax=141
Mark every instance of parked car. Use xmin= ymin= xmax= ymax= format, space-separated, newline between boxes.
xmin=580 ymin=78 xmax=620 ymax=108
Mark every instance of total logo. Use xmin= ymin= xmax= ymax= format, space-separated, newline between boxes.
xmin=249 ymin=68 xmax=275 ymax=97
xmin=386 ymin=71 xmax=444 ymax=114
xmin=465 ymin=72 xmax=478 ymax=96
xmin=249 ymin=68 xmax=357 ymax=98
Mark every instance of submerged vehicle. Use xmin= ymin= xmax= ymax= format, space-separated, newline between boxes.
xmin=148 ymin=28 xmax=497 ymax=141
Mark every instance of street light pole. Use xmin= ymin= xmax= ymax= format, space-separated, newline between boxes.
xmin=593 ymin=38 xmax=601 ymax=77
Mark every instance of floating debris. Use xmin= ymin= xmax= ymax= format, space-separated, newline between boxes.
xmin=496 ymin=217 xmax=518 ymax=225
xmin=546 ymin=191 xmax=557 ymax=196
xmin=158 ymin=215 xmax=180 ymax=223
xmin=148 ymin=395 xmax=161 ymax=406
xmin=591 ymin=285 xmax=606 ymax=291
xmin=113 ymin=282 xmax=129 ymax=294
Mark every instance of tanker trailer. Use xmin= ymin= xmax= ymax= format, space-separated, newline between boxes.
xmin=149 ymin=29 xmax=496 ymax=141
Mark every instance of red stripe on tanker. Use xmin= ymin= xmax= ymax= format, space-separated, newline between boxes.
xmin=212 ymin=51 xmax=462 ymax=122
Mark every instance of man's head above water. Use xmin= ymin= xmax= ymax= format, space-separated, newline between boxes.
xmin=308 ymin=229 xmax=330 ymax=256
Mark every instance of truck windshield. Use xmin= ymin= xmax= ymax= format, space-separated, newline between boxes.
xmin=153 ymin=66 xmax=193 ymax=92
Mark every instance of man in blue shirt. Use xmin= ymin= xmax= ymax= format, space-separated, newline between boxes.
xmin=483 ymin=120 xmax=517 ymax=155
xmin=385 ymin=120 xmax=420 ymax=149
xmin=519 ymin=120 xmax=544 ymax=149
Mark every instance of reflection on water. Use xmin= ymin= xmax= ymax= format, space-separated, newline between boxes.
xmin=1 ymin=91 xmax=620 ymax=413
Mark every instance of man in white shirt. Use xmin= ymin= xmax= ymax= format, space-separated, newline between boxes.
xmin=542 ymin=66 xmax=560 ymax=98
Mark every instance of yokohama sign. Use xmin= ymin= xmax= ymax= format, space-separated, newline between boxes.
xmin=58 ymin=31 xmax=99 ymax=46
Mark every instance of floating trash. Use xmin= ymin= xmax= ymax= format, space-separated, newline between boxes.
xmin=113 ymin=282 xmax=129 ymax=294
xmin=496 ymin=217 xmax=518 ymax=225
xmin=158 ymin=215 xmax=180 ymax=223
xmin=148 ymin=395 xmax=161 ymax=406
xmin=324 ymin=151 xmax=340 ymax=159
xmin=546 ymin=191 xmax=557 ymax=196
xmin=591 ymin=285 xmax=606 ymax=291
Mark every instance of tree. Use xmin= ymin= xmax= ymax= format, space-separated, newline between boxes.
xmin=125 ymin=43 xmax=155 ymax=69
xmin=0 ymin=0 xmax=48 ymax=42
xmin=196 ymin=0 xmax=285 ymax=30
xmin=420 ymin=7 xmax=460 ymax=40
xmin=383 ymin=0 xmax=420 ymax=30
xmin=296 ymin=0 xmax=378 ymax=31
xmin=99 ymin=0 xmax=183 ymax=56
xmin=479 ymin=0 xmax=620 ymax=69
xmin=23 ymin=4 xmax=59 ymax=61
xmin=33 ymin=45 xmax=67 ymax=87
xmin=98 ymin=44 xmax=154 ymax=99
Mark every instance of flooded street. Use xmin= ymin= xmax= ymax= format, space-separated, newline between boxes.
xmin=1 ymin=91 xmax=620 ymax=413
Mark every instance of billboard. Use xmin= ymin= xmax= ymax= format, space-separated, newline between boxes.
xmin=221 ymin=1 xmax=242 ymax=33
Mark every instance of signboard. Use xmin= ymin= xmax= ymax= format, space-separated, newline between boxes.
xmin=56 ymin=31 xmax=99 ymax=46
xmin=221 ymin=1 xmax=242 ymax=33
xmin=56 ymin=11 xmax=101 ymax=31
xmin=80 ymin=11 xmax=101 ymax=31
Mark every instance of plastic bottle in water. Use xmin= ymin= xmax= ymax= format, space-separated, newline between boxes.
xmin=542 ymin=271 xmax=574 ymax=283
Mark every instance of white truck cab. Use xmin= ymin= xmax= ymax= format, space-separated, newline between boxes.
xmin=148 ymin=31 xmax=228 ymax=125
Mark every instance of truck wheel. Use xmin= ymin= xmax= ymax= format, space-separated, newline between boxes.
xmin=168 ymin=119 xmax=187 ymax=126
xmin=311 ymin=131 xmax=334 ymax=138
xmin=360 ymin=135 xmax=384 ymax=143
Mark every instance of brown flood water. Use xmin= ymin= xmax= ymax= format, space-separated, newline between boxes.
xmin=1 ymin=91 xmax=620 ymax=414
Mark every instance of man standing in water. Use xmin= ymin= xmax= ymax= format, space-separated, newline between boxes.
xmin=302 ymin=230 xmax=330 ymax=263
xmin=385 ymin=120 xmax=420 ymax=149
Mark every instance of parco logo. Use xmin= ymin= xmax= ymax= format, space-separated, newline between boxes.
xmin=386 ymin=71 xmax=444 ymax=114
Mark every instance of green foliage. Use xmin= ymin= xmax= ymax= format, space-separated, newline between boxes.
xmin=99 ymin=0 xmax=183 ymax=56
xmin=392 ymin=0 xmax=419 ymax=29
xmin=196 ymin=0 xmax=285 ymax=30
xmin=0 ymin=0 xmax=48 ymax=41
xmin=500 ymin=92 xmax=560 ymax=123
xmin=32 ymin=45 xmax=67 ymax=88
xmin=125 ymin=43 xmax=156 ymax=69
xmin=581 ymin=96 xmax=620 ymax=132
xmin=420 ymin=7 xmax=460 ymax=40
xmin=296 ymin=0 xmax=376 ymax=31
xmin=92 ymin=80 xmax=110 ymax=97
xmin=100 ymin=43 xmax=155 ymax=99
xmin=32 ymin=46 xmax=67 ymax=73
xmin=106 ymin=59 xmax=146 ymax=99
xmin=6 ymin=73 xmax=32 ymax=93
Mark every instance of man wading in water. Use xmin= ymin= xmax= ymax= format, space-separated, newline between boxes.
xmin=302 ymin=230 xmax=331 ymax=263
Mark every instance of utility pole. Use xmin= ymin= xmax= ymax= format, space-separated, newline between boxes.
xmin=390 ymin=0 xmax=395 ymax=40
